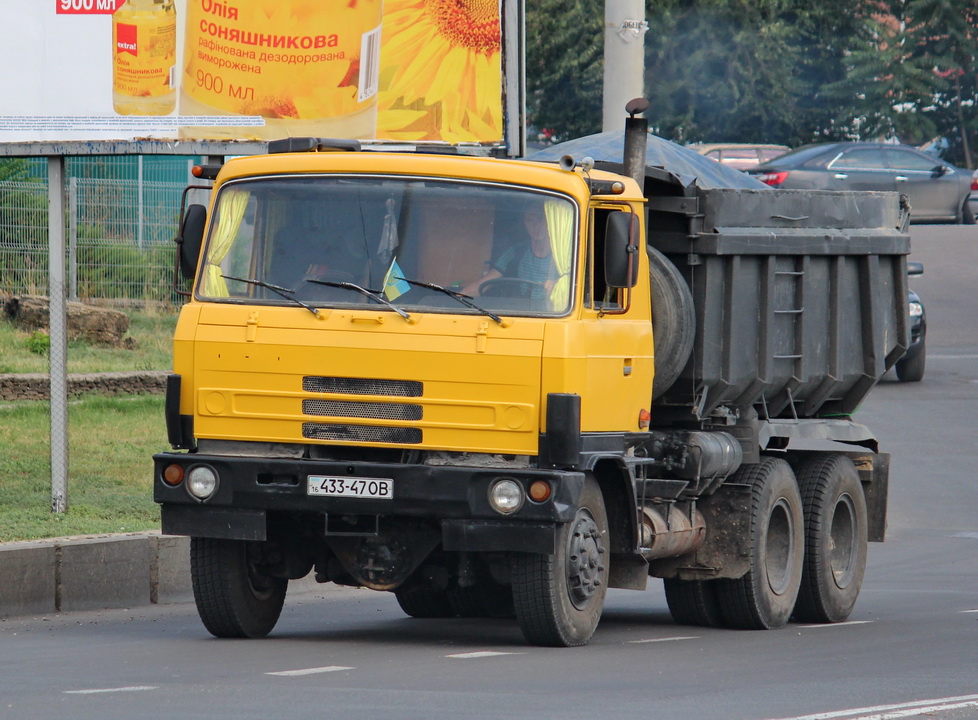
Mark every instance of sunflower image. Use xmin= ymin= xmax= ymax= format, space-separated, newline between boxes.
xmin=377 ymin=0 xmax=503 ymax=142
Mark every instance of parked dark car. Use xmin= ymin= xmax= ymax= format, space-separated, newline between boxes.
xmin=748 ymin=142 xmax=975 ymax=224
xmin=896 ymin=261 xmax=926 ymax=382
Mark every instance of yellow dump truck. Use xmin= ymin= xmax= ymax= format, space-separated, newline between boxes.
xmin=154 ymin=119 xmax=909 ymax=646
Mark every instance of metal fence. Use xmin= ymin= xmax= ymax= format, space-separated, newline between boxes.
xmin=0 ymin=161 xmax=199 ymax=305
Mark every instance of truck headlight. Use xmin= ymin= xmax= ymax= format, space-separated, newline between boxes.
xmin=488 ymin=478 xmax=524 ymax=514
xmin=186 ymin=465 xmax=219 ymax=501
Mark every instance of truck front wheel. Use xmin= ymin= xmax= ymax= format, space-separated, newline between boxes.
xmin=511 ymin=476 xmax=609 ymax=646
xmin=715 ymin=458 xmax=804 ymax=630
xmin=190 ymin=537 xmax=288 ymax=638
xmin=793 ymin=454 xmax=868 ymax=623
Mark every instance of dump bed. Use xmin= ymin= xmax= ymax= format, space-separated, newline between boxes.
xmin=647 ymin=188 xmax=910 ymax=421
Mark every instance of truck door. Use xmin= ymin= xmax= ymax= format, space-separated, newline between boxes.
xmin=578 ymin=204 xmax=654 ymax=431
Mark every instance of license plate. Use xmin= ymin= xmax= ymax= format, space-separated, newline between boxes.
xmin=306 ymin=475 xmax=393 ymax=499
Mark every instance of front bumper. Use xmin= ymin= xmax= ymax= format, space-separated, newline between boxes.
xmin=154 ymin=452 xmax=586 ymax=552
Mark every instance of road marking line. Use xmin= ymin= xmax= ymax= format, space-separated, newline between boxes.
xmin=446 ymin=651 xmax=524 ymax=659
xmin=796 ymin=620 xmax=874 ymax=629
xmin=266 ymin=666 xmax=354 ymax=677
xmin=858 ymin=700 xmax=978 ymax=719
xmin=627 ymin=636 xmax=699 ymax=644
xmin=952 ymin=532 xmax=978 ymax=539
xmin=765 ymin=694 xmax=978 ymax=720
xmin=929 ymin=354 xmax=978 ymax=359
xmin=64 ymin=686 xmax=158 ymax=695
xmin=961 ymin=609 xmax=978 ymax=613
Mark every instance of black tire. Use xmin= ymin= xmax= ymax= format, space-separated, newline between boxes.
xmin=394 ymin=580 xmax=456 ymax=619
xmin=895 ymin=339 xmax=925 ymax=382
xmin=512 ymin=476 xmax=609 ymax=646
xmin=648 ymin=245 xmax=695 ymax=399
xmin=715 ymin=458 xmax=804 ymax=630
xmin=663 ymin=578 xmax=724 ymax=627
xmin=961 ymin=198 xmax=976 ymax=225
xmin=190 ymin=537 xmax=287 ymax=639
xmin=793 ymin=454 xmax=868 ymax=623
xmin=449 ymin=578 xmax=515 ymax=619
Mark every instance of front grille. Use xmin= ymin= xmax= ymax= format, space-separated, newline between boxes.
xmin=302 ymin=423 xmax=422 ymax=444
xmin=303 ymin=376 xmax=423 ymax=397
xmin=302 ymin=399 xmax=423 ymax=421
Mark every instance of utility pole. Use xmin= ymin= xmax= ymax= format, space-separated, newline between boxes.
xmin=602 ymin=0 xmax=647 ymax=131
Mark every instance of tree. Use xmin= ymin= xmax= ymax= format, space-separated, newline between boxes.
xmin=525 ymin=0 xmax=604 ymax=141
xmin=820 ymin=3 xmax=940 ymax=145
xmin=906 ymin=0 xmax=978 ymax=166
xmin=524 ymin=0 xmax=978 ymax=161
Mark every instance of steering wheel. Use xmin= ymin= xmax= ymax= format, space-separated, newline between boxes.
xmin=478 ymin=277 xmax=544 ymax=299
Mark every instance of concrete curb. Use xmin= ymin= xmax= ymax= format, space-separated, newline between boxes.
xmin=0 ymin=532 xmax=193 ymax=619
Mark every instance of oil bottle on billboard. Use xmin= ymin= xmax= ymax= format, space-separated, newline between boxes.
xmin=179 ymin=0 xmax=383 ymax=139
xmin=112 ymin=0 xmax=177 ymax=115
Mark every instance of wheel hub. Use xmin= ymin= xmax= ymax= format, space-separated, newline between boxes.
xmin=566 ymin=512 xmax=605 ymax=609
xmin=830 ymin=493 xmax=858 ymax=589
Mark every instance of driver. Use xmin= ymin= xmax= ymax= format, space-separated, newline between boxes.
xmin=463 ymin=203 xmax=558 ymax=299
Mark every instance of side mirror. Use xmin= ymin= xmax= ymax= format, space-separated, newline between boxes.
xmin=907 ymin=260 xmax=924 ymax=277
xmin=604 ymin=212 xmax=640 ymax=289
xmin=177 ymin=204 xmax=207 ymax=279
xmin=932 ymin=165 xmax=950 ymax=177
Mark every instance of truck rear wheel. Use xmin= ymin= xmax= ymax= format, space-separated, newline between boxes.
xmin=395 ymin=580 xmax=456 ymax=618
xmin=449 ymin=577 xmax=515 ymax=619
xmin=715 ymin=458 xmax=804 ymax=630
xmin=190 ymin=537 xmax=287 ymax=638
xmin=793 ymin=454 xmax=868 ymax=623
xmin=663 ymin=578 xmax=724 ymax=627
xmin=511 ymin=476 xmax=609 ymax=646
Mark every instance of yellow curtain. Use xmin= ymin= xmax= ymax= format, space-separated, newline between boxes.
xmin=545 ymin=199 xmax=574 ymax=311
xmin=201 ymin=189 xmax=250 ymax=298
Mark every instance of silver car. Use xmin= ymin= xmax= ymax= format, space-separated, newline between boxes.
xmin=748 ymin=142 xmax=975 ymax=224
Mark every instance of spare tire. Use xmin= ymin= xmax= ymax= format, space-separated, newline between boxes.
xmin=648 ymin=245 xmax=695 ymax=399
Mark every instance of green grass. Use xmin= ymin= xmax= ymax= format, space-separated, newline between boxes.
xmin=0 ymin=394 xmax=169 ymax=542
xmin=0 ymin=308 xmax=177 ymax=374
xmin=0 ymin=308 xmax=178 ymax=542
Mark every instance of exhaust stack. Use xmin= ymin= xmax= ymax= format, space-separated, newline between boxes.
xmin=622 ymin=97 xmax=649 ymax=194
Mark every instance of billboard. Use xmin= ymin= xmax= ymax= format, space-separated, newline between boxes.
xmin=0 ymin=0 xmax=508 ymax=145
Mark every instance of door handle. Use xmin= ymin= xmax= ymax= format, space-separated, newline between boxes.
xmin=833 ymin=173 xmax=848 ymax=179
xmin=896 ymin=176 xmax=909 ymax=182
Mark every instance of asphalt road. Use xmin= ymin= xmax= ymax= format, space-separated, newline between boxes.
xmin=2 ymin=225 xmax=977 ymax=720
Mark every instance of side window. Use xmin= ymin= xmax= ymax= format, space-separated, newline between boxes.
xmin=587 ymin=206 xmax=631 ymax=310
xmin=832 ymin=149 xmax=887 ymax=169
xmin=885 ymin=149 xmax=941 ymax=172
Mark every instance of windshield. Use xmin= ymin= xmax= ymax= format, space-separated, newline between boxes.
xmin=197 ymin=175 xmax=578 ymax=316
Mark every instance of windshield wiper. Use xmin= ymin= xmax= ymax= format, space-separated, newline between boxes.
xmin=222 ymin=275 xmax=320 ymax=317
xmin=396 ymin=277 xmax=504 ymax=325
xmin=305 ymin=279 xmax=413 ymax=322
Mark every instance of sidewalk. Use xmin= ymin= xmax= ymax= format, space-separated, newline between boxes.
xmin=1 ymin=372 xmax=179 ymax=618
xmin=0 ymin=531 xmax=192 ymax=618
